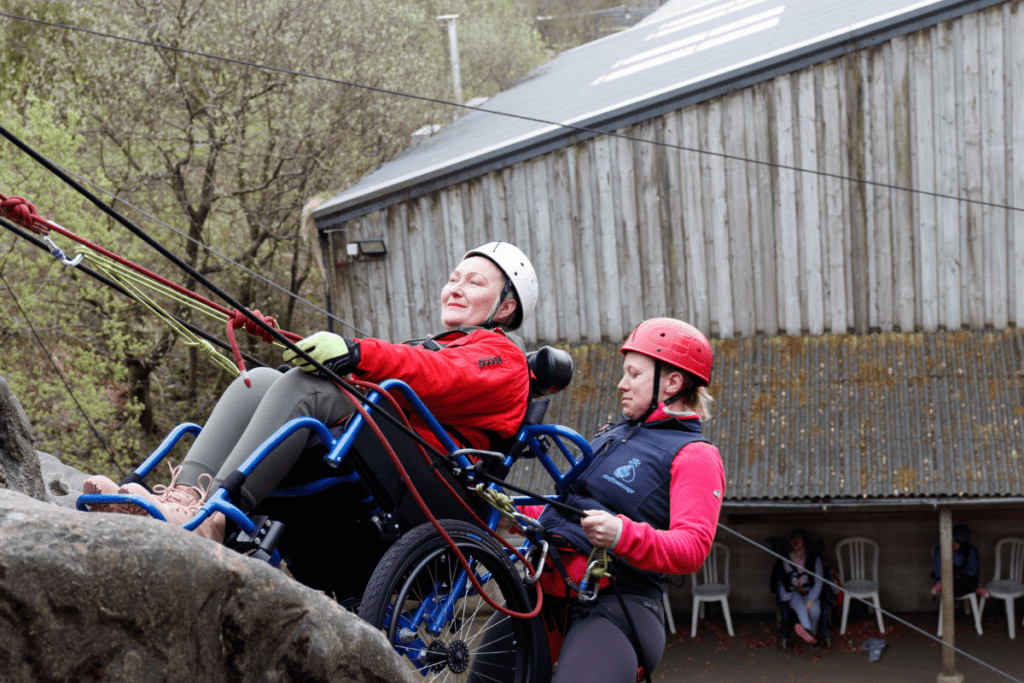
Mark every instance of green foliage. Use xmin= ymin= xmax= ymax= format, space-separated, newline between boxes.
xmin=429 ymin=0 xmax=549 ymax=100
xmin=530 ymin=0 xmax=635 ymax=54
xmin=0 ymin=0 xmax=553 ymax=478
xmin=0 ymin=95 xmax=142 ymax=476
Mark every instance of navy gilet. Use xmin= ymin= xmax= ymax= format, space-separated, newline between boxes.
xmin=538 ymin=415 xmax=708 ymax=597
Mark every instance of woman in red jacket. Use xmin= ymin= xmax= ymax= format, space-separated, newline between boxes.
xmin=519 ymin=318 xmax=724 ymax=683
xmin=84 ymin=241 xmax=538 ymax=542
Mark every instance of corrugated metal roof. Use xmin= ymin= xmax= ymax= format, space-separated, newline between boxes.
xmin=313 ymin=0 xmax=1001 ymax=228
xmin=506 ymin=330 xmax=1024 ymax=506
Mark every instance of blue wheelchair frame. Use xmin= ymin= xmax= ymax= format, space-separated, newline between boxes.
xmin=77 ymin=379 xmax=594 ymax=639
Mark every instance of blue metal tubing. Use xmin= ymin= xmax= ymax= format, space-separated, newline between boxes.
xmin=267 ymin=472 xmax=362 ymax=497
xmin=75 ymin=493 xmax=168 ymax=518
xmin=325 ymin=379 xmax=465 ymax=468
xmin=75 ymin=423 xmax=203 ymax=515
xmin=519 ymin=424 xmax=593 ymax=495
xmin=134 ymin=422 xmax=202 ymax=479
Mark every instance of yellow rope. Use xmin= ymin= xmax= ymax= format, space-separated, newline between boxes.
xmin=82 ymin=250 xmax=241 ymax=377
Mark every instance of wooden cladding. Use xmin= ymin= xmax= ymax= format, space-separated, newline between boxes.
xmin=328 ymin=4 xmax=1023 ymax=346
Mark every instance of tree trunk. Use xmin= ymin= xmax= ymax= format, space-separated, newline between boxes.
xmin=126 ymin=357 xmax=156 ymax=434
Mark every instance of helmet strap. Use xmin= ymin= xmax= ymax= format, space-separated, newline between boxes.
xmin=481 ymin=277 xmax=514 ymax=329
xmin=643 ymin=362 xmax=690 ymax=421
xmin=642 ymin=359 xmax=663 ymax=422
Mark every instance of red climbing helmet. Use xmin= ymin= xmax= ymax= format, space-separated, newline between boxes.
xmin=620 ymin=318 xmax=713 ymax=386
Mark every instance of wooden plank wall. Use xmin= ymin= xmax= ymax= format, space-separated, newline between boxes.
xmin=327 ymin=4 xmax=1023 ymax=347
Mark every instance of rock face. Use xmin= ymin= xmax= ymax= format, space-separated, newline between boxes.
xmin=0 ymin=376 xmax=47 ymax=502
xmin=0 ymin=490 xmax=416 ymax=683
xmin=0 ymin=376 xmax=415 ymax=683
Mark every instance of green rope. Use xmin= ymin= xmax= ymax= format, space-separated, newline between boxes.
xmin=82 ymin=250 xmax=241 ymax=377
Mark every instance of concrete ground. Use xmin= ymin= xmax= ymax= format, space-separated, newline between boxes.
xmin=656 ymin=607 xmax=1023 ymax=683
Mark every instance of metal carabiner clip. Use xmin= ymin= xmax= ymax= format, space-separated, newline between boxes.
xmin=577 ymin=562 xmax=601 ymax=603
xmin=43 ymin=236 xmax=83 ymax=267
xmin=524 ymin=540 xmax=548 ymax=584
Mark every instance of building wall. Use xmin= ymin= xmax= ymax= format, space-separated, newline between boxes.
xmin=666 ymin=511 xmax=1023 ymax=621
xmin=326 ymin=2 xmax=1024 ymax=347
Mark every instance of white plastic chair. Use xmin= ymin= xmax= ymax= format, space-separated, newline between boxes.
xmin=937 ymin=591 xmax=984 ymax=636
xmin=978 ymin=537 xmax=1024 ymax=639
xmin=690 ymin=542 xmax=733 ymax=638
xmin=662 ymin=582 xmax=676 ymax=634
xmin=835 ymin=537 xmax=885 ymax=635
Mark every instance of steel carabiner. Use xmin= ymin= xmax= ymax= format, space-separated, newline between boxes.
xmin=43 ymin=236 xmax=83 ymax=267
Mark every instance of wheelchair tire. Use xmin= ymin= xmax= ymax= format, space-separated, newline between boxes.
xmin=359 ymin=519 xmax=550 ymax=683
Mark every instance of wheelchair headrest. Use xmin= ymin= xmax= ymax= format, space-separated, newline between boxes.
xmin=527 ymin=346 xmax=574 ymax=398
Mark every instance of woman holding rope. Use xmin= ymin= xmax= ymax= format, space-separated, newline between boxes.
xmin=516 ymin=318 xmax=725 ymax=683
xmin=84 ymin=241 xmax=538 ymax=543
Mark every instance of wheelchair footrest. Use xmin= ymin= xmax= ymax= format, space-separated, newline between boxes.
xmin=226 ymin=515 xmax=286 ymax=563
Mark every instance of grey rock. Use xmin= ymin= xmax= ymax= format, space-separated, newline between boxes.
xmin=38 ymin=450 xmax=91 ymax=508
xmin=0 ymin=375 xmax=47 ymax=501
xmin=0 ymin=489 xmax=416 ymax=683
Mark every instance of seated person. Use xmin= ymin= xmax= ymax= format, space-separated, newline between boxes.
xmin=931 ymin=523 xmax=988 ymax=598
xmin=771 ymin=528 xmax=824 ymax=644
xmin=514 ymin=318 xmax=725 ymax=683
xmin=84 ymin=241 xmax=538 ymax=542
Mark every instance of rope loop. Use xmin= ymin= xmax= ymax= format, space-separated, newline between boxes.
xmin=229 ymin=308 xmax=278 ymax=343
xmin=0 ymin=193 xmax=46 ymax=234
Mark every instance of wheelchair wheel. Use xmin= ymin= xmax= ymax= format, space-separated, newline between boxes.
xmin=359 ymin=519 xmax=549 ymax=683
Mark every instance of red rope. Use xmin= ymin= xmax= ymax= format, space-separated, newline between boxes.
xmin=0 ymin=193 xmax=47 ymax=234
xmin=227 ymin=309 xmax=302 ymax=387
xmin=3 ymin=189 xmax=304 ymax=380
xmin=340 ymin=378 xmax=543 ymax=619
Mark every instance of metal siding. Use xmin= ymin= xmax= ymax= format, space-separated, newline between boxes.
xmin=504 ymin=330 xmax=1024 ymax=503
xmin=314 ymin=1 xmax=1005 ymax=226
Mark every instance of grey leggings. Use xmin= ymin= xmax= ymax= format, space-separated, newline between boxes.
xmin=545 ymin=590 xmax=665 ymax=683
xmin=176 ymin=367 xmax=354 ymax=512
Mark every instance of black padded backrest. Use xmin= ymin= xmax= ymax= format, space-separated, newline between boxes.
xmin=349 ymin=401 xmax=484 ymax=529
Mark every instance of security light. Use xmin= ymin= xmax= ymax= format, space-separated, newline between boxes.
xmin=356 ymin=239 xmax=387 ymax=257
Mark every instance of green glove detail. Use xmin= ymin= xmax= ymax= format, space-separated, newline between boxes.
xmin=282 ymin=331 xmax=361 ymax=376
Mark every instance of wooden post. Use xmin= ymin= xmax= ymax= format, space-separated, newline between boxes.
xmin=937 ymin=507 xmax=962 ymax=683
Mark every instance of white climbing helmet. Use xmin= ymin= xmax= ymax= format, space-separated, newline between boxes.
xmin=463 ymin=241 xmax=538 ymax=329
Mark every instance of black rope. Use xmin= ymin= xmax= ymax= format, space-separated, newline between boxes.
xmin=475 ymin=468 xmax=586 ymax=519
xmin=0 ymin=216 xmax=266 ymax=369
xmin=0 ymin=122 xmax=452 ymax=465
xmin=0 ymin=11 xmax=1022 ymax=216
xmin=0 ymin=258 xmax=123 ymax=476
xmin=47 ymin=161 xmax=369 ymax=338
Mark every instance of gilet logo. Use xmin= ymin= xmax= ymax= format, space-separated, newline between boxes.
xmin=614 ymin=458 xmax=641 ymax=483
xmin=476 ymin=356 xmax=503 ymax=368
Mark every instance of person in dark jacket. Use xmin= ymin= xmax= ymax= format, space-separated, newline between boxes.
xmin=83 ymin=241 xmax=538 ymax=541
xmin=517 ymin=318 xmax=725 ymax=683
xmin=771 ymin=528 xmax=825 ymax=644
xmin=931 ymin=523 xmax=987 ymax=598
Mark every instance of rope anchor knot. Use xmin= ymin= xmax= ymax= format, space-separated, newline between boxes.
xmin=0 ymin=193 xmax=47 ymax=234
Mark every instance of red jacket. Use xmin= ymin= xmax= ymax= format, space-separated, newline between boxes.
xmin=354 ymin=328 xmax=530 ymax=454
